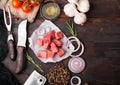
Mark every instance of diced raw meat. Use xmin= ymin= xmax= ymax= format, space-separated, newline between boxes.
xmin=37 ymin=50 xmax=42 ymax=58
xmin=37 ymin=50 xmax=47 ymax=58
xmin=43 ymin=32 xmax=49 ymax=38
xmin=44 ymin=30 xmax=55 ymax=39
xmin=57 ymin=48 xmax=65 ymax=57
xmin=55 ymin=31 xmax=63 ymax=39
xmin=43 ymin=35 xmax=51 ymax=44
xmin=54 ymin=39 xmax=62 ymax=47
xmin=43 ymin=42 xmax=50 ymax=49
xmin=36 ymin=38 xmax=43 ymax=46
xmin=50 ymin=42 xmax=58 ymax=53
xmin=50 ymin=42 xmax=56 ymax=48
xmin=47 ymin=50 xmax=55 ymax=58
xmin=36 ymin=29 xmax=65 ymax=59
xmin=48 ymin=30 xmax=55 ymax=39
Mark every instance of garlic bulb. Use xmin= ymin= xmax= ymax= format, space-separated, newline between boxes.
xmin=63 ymin=3 xmax=78 ymax=17
xmin=68 ymin=0 xmax=78 ymax=4
xmin=76 ymin=0 xmax=90 ymax=13
xmin=74 ymin=12 xmax=87 ymax=25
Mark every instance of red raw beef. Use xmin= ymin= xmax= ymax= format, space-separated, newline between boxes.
xmin=43 ymin=35 xmax=51 ymax=44
xmin=37 ymin=50 xmax=42 ymax=57
xmin=57 ymin=48 xmax=65 ymax=57
xmin=36 ymin=29 xmax=66 ymax=59
xmin=36 ymin=38 xmax=43 ymax=46
xmin=44 ymin=30 xmax=55 ymax=39
xmin=55 ymin=31 xmax=63 ymax=39
xmin=43 ymin=42 xmax=50 ymax=49
xmin=47 ymin=50 xmax=55 ymax=58
xmin=48 ymin=30 xmax=55 ymax=39
xmin=50 ymin=42 xmax=58 ymax=53
xmin=42 ymin=33 xmax=51 ymax=49
xmin=54 ymin=39 xmax=62 ymax=47
xmin=37 ymin=50 xmax=47 ymax=58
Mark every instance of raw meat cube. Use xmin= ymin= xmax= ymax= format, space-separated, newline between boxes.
xmin=43 ymin=42 xmax=50 ymax=49
xmin=43 ymin=35 xmax=51 ymax=44
xmin=37 ymin=50 xmax=47 ymax=58
xmin=50 ymin=42 xmax=58 ymax=53
xmin=36 ymin=38 xmax=43 ymax=46
xmin=48 ymin=30 xmax=55 ymax=39
xmin=44 ymin=30 xmax=55 ymax=39
xmin=47 ymin=50 xmax=55 ymax=58
xmin=54 ymin=39 xmax=62 ymax=47
xmin=43 ymin=32 xmax=50 ymax=38
xmin=57 ymin=48 xmax=65 ymax=57
xmin=37 ymin=50 xmax=42 ymax=58
xmin=55 ymin=31 xmax=63 ymax=39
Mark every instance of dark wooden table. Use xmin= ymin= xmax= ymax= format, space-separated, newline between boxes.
xmin=2 ymin=0 xmax=120 ymax=85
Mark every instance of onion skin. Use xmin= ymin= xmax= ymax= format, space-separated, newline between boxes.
xmin=76 ymin=0 xmax=90 ymax=13
xmin=63 ymin=3 xmax=77 ymax=17
xmin=74 ymin=12 xmax=87 ymax=25
xmin=68 ymin=0 xmax=78 ymax=4
xmin=64 ymin=0 xmax=90 ymax=25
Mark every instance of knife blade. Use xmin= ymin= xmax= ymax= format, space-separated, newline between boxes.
xmin=15 ymin=19 xmax=27 ymax=74
xmin=17 ymin=20 xmax=27 ymax=47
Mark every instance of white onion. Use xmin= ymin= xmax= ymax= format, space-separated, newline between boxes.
xmin=76 ymin=0 xmax=90 ymax=13
xmin=68 ymin=0 xmax=78 ymax=4
xmin=66 ymin=37 xmax=80 ymax=52
xmin=45 ymin=26 xmax=51 ymax=32
xmin=70 ymin=76 xmax=81 ymax=85
xmin=66 ymin=36 xmax=85 ymax=57
xmin=74 ymin=12 xmax=87 ymax=25
xmin=63 ymin=3 xmax=77 ymax=17
xmin=71 ymin=40 xmax=84 ymax=57
xmin=37 ymin=29 xmax=46 ymax=36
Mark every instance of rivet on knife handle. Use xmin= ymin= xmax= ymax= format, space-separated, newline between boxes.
xmin=8 ymin=40 xmax=16 ymax=60
xmin=15 ymin=46 xmax=26 ymax=74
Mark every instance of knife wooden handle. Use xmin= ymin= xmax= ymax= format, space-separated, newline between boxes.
xmin=15 ymin=46 xmax=26 ymax=74
xmin=8 ymin=40 xmax=16 ymax=60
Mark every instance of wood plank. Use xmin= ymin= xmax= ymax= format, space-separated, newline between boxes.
xmin=87 ymin=0 xmax=120 ymax=17
xmin=1 ymin=0 xmax=120 ymax=85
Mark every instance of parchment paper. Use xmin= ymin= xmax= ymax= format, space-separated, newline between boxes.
xmin=29 ymin=20 xmax=74 ymax=63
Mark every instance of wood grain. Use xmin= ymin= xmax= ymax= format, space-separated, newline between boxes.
xmin=1 ymin=0 xmax=120 ymax=85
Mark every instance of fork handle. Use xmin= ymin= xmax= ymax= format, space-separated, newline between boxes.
xmin=8 ymin=40 xmax=16 ymax=60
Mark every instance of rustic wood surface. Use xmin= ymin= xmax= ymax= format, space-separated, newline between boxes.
xmin=2 ymin=0 xmax=120 ymax=85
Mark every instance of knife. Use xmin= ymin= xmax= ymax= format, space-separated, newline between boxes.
xmin=15 ymin=20 xmax=27 ymax=74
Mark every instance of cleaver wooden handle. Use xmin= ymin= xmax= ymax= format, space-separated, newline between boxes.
xmin=15 ymin=46 xmax=26 ymax=74
xmin=8 ymin=40 xmax=16 ymax=60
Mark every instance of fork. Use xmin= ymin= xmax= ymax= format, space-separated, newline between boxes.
xmin=3 ymin=6 xmax=15 ymax=60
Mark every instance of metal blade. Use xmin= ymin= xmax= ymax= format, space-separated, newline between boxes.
xmin=17 ymin=20 xmax=27 ymax=47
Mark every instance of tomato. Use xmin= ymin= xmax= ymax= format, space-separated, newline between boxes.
xmin=29 ymin=0 xmax=40 ymax=7
xmin=12 ymin=0 xmax=23 ymax=8
xmin=22 ymin=2 xmax=32 ymax=13
xmin=22 ymin=0 xmax=27 ymax=2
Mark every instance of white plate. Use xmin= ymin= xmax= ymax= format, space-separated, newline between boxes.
xmin=29 ymin=20 xmax=74 ymax=63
